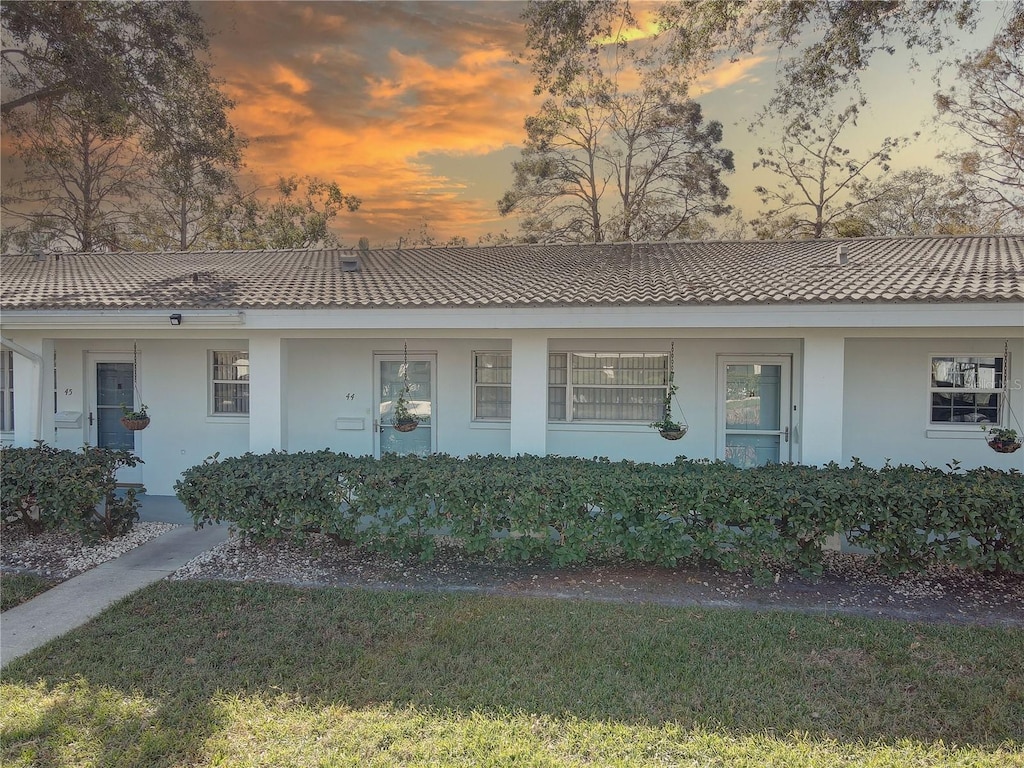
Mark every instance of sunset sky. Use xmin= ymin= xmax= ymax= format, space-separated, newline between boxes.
xmin=8 ymin=1 xmax=1011 ymax=247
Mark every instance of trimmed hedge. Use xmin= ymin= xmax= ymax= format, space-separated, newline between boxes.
xmin=175 ymin=452 xmax=1024 ymax=579
xmin=1 ymin=442 xmax=143 ymax=540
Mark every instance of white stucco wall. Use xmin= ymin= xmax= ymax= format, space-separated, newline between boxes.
xmin=46 ymin=338 xmax=251 ymax=495
xmin=6 ymin=328 xmax=1020 ymax=497
xmin=285 ymin=338 xmax=512 ymax=458
xmin=843 ymin=337 xmax=1024 ymax=471
xmin=547 ymin=337 xmax=802 ymax=463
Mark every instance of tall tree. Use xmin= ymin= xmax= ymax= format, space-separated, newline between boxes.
xmin=522 ymin=1 xmax=979 ymax=109
xmin=935 ymin=4 xmax=1024 ymax=222
xmin=1 ymin=96 xmax=144 ymax=251
xmin=751 ymin=98 xmax=911 ymax=239
xmin=211 ymin=176 xmax=361 ymax=250
xmin=840 ymin=168 xmax=1000 ymax=236
xmin=1 ymin=1 xmax=214 ymax=125
xmin=130 ymin=71 xmax=246 ymax=251
xmin=3 ymin=1 xmax=245 ymax=253
xmin=499 ymin=73 xmax=733 ymax=243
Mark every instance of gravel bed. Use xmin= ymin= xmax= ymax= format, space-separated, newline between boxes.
xmin=171 ymin=534 xmax=1024 ymax=628
xmin=2 ymin=522 xmax=179 ymax=580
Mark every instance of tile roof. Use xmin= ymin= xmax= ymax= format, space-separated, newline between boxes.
xmin=1 ymin=236 xmax=1022 ymax=311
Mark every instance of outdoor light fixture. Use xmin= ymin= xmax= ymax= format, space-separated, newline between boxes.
xmin=169 ymin=313 xmax=183 ymax=326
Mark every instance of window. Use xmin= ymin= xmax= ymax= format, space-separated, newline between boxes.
xmin=930 ymin=355 xmax=1002 ymax=425
xmin=210 ymin=351 xmax=249 ymax=415
xmin=0 ymin=349 xmax=12 ymax=432
xmin=548 ymin=352 xmax=669 ymax=423
xmin=473 ymin=352 xmax=511 ymax=420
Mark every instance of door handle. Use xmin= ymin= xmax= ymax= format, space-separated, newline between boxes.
xmin=88 ymin=412 xmax=94 ymax=426
xmin=783 ymin=426 xmax=790 ymax=443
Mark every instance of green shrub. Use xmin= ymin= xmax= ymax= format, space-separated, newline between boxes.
xmin=1 ymin=442 xmax=143 ymax=540
xmin=175 ymin=452 xmax=1023 ymax=576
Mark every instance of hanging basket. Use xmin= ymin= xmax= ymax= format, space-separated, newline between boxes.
xmin=659 ymin=426 xmax=688 ymax=441
xmin=121 ymin=416 xmax=150 ymax=431
xmin=987 ymin=438 xmax=1021 ymax=454
xmin=393 ymin=418 xmax=418 ymax=433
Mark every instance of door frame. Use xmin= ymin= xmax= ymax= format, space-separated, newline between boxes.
xmin=84 ymin=350 xmax=144 ymax=483
xmin=716 ymin=354 xmax=793 ymax=464
xmin=372 ymin=351 xmax=437 ymax=458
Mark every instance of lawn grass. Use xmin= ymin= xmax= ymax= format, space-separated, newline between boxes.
xmin=1 ymin=581 xmax=1021 ymax=767
xmin=0 ymin=572 xmax=56 ymax=611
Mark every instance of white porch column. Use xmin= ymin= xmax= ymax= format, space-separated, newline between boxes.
xmin=800 ymin=334 xmax=846 ymax=466
xmin=510 ymin=331 xmax=548 ymax=456
xmin=247 ymin=335 xmax=287 ymax=453
xmin=6 ymin=336 xmax=53 ymax=447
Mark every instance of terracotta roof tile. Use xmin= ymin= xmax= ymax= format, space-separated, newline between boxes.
xmin=1 ymin=236 xmax=1022 ymax=311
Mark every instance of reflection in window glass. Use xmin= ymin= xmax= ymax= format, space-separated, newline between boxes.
xmin=929 ymin=355 xmax=1002 ymax=424
xmin=725 ymin=364 xmax=781 ymax=431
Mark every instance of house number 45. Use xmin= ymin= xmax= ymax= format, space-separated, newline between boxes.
xmin=64 ymin=388 xmax=73 ymax=395
xmin=345 ymin=393 xmax=355 ymax=400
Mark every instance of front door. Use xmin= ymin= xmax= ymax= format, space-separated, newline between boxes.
xmin=718 ymin=356 xmax=792 ymax=467
xmin=87 ymin=353 xmax=144 ymax=484
xmin=374 ymin=353 xmax=436 ymax=457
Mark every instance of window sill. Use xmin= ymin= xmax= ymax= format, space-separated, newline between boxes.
xmin=469 ymin=421 xmax=510 ymax=430
xmin=549 ymin=422 xmax=653 ymax=434
xmin=205 ymin=415 xmax=250 ymax=425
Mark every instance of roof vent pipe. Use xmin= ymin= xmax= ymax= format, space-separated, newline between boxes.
xmin=836 ymin=244 xmax=849 ymax=265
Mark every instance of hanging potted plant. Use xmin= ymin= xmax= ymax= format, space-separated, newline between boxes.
xmin=120 ymin=403 xmax=150 ymax=431
xmin=391 ymin=342 xmax=422 ymax=433
xmin=650 ymin=379 xmax=687 ymax=440
xmin=984 ymin=426 xmax=1021 ymax=454
xmin=650 ymin=345 xmax=688 ymax=441
xmin=392 ymin=386 xmax=420 ymax=433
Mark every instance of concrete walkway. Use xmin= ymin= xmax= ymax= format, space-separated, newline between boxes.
xmin=1 ymin=497 xmax=227 ymax=668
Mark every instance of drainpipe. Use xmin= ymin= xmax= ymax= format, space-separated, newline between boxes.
xmin=0 ymin=335 xmax=44 ymax=443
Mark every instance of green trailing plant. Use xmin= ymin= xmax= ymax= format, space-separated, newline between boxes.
xmin=650 ymin=352 xmax=687 ymax=439
xmin=120 ymin=402 xmax=149 ymax=420
xmin=984 ymin=425 xmax=1021 ymax=453
xmin=0 ymin=442 xmax=143 ymax=540
xmin=649 ymin=380 xmax=686 ymax=436
xmin=175 ymin=452 xmax=1023 ymax=577
xmin=392 ymin=387 xmax=420 ymax=431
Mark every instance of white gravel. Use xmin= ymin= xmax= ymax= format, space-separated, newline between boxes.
xmin=2 ymin=522 xmax=179 ymax=580
xmin=166 ymin=534 xmax=1024 ymax=627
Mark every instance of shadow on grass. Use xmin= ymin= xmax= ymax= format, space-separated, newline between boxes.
xmin=2 ymin=580 xmax=1022 ymax=766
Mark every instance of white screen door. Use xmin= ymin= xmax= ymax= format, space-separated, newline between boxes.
xmin=718 ymin=356 xmax=792 ymax=467
xmin=374 ymin=353 xmax=436 ymax=457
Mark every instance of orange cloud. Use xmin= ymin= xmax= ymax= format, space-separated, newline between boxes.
xmin=270 ymin=64 xmax=312 ymax=95
xmin=692 ymin=56 xmax=769 ymax=97
xmin=201 ymin=2 xmax=540 ymax=245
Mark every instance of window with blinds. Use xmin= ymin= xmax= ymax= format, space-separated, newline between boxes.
xmin=548 ymin=352 xmax=669 ymax=423
xmin=210 ymin=350 xmax=250 ymax=415
xmin=0 ymin=349 xmax=13 ymax=432
xmin=473 ymin=352 xmax=511 ymax=420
